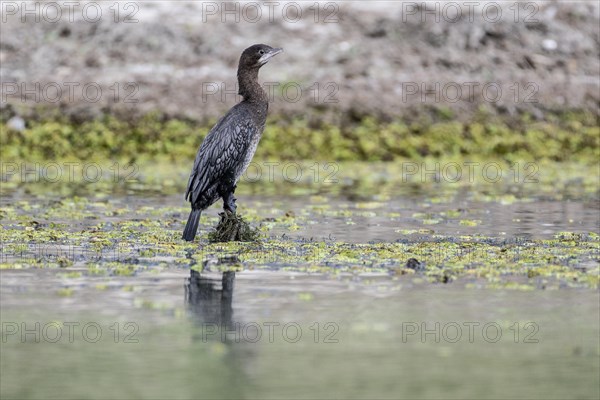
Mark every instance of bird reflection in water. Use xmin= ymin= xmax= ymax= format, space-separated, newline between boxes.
xmin=185 ymin=260 xmax=237 ymax=343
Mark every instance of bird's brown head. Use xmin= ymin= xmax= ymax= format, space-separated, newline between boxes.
xmin=239 ymin=44 xmax=283 ymax=70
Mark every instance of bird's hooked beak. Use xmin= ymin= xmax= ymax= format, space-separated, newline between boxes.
xmin=258 ymin=47 xmax=283 ymax=66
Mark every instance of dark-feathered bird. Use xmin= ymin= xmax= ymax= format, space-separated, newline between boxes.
xmin=182 ymin=44 xmax=283 ymax=241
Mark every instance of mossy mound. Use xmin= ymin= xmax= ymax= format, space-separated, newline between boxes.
xmin=208 ymin=211 xmax=259 ymax=243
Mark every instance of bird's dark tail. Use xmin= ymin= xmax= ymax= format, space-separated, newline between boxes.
xmin=183 ymin=209 xmax=202 ymax=241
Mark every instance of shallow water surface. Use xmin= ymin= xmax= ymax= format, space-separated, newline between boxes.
xmin=1 ymin=167 xmax=599 ymax=399
xmin=2 ymin=192 xmax=599 ymax=242
xmin=1 ymin=267 xmax=599 ymax=399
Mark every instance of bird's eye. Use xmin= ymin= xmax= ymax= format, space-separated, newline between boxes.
xmin=259 ymin=50 xmax=265 ymax=55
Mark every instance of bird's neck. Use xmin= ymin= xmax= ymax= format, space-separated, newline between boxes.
xmin=237 ymin=67 xmax=267 ymax=103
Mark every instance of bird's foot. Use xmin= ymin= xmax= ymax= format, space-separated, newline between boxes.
xmin=224 ymin=202 xmax=237 ymax=214
xmin=224 ymin=194 xmax=237 ymax=214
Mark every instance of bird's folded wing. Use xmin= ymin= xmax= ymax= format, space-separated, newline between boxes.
xmin=185 ymin=109 xmax=252 ymax=204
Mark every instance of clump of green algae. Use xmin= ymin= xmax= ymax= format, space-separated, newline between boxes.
xmin=207 ymin=211 xmax=259 ymax=243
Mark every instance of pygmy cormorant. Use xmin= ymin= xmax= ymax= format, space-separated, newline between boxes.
xmin=182 ymin=44 xmax=283 ymax=241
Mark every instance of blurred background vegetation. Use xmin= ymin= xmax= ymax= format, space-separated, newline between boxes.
xmin=1 ymin=1 xmax=599 ymax=165
xmin=2 ymin=111 xmax=598 ymax=163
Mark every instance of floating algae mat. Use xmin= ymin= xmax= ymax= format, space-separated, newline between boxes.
xmin=0 ymin=160 xmax=600 ymax=289
xmin=1 ymin=161 xmax=599 ymax=400
xmin=0 ymin=194 xmax=598 ymax=289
